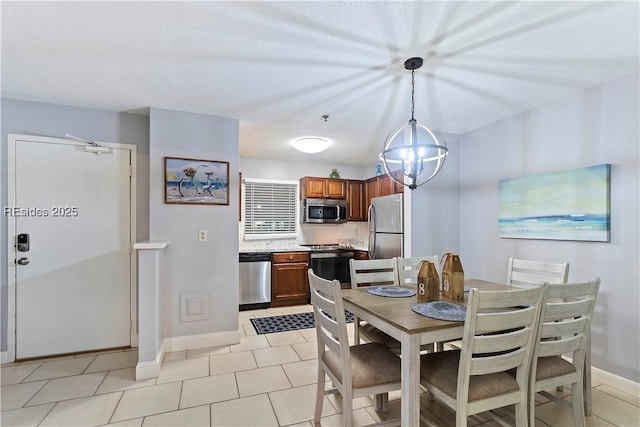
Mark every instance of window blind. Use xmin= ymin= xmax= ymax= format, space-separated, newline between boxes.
xmin=244 ymin=180 xmax=298 ymax=236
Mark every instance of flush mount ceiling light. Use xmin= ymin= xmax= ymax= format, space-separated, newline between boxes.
xmin=380 ymin=57 xmax=448 ymax=190
xmin=292 ymin=137 xmax=330 ymax=154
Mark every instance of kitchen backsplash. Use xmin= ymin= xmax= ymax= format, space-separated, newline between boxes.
xmin=239 ymin=222 xmax=368 ymax=252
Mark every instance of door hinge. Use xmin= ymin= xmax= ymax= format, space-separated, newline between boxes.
xmin=128 ymin=165 xmax=133 ymax=177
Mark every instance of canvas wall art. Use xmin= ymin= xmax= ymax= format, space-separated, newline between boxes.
xmin=164 ymin=157 xmax=229 ymax=205
xmin=498 ymin=164 xmax=610 ymax=241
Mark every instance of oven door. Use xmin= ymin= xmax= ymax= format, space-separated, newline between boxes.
xmin=310 ymin=252 xmax=354 ymax=288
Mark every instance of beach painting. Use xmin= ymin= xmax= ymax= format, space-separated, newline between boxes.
xmin=498 ymin=164 xmax=610 ymax=241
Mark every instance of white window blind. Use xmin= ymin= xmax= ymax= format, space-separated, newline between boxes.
xmin=244 ymin=179 xmax=298 ymax=236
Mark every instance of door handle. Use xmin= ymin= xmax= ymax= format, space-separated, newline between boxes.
xmin=17 ymin=257 xmax=30 ymax=266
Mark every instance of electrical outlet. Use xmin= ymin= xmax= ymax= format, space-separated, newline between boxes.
xmin=199 ymin=230 xmax=207 ymax=242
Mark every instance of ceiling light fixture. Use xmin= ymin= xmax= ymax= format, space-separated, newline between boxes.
xmin=292 ymin=137 xmax=330 ymax=154
xmin=380 ymin=57 xmax=448 ymax=190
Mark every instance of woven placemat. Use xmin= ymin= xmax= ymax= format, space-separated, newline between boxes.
xmin=367 ymin=286 xmax=416 ymax=298
xmin=412 ymin=301 xmax=466 ymax=321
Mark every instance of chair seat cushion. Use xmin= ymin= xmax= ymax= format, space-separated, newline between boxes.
xmin=359 ymin=323 xmax=401 ymax=350
xmin=420 ymin=350 xmax=519 ymax=401
xmin=324 ymin=342 xmax=401 ymax=389
xmin=536 ymin=356 xmax=576 ymax=381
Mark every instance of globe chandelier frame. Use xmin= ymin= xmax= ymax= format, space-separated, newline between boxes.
xmin=380 ymin=57 xmax=448 ymax=190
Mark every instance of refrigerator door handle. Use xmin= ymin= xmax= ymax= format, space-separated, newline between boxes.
xmin=368 ymin=204 xmax=376 ymax=258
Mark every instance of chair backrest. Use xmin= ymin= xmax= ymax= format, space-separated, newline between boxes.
xmin=396 ymin=256 xmax=439 ymax=286
xmin=534 ymin=278 xmax=600 ymax=368
xmin=507 ymin=257 xmax=569 ymax=288
xmin=349 ymin=258 xmax=398 ymax=288
xmin=458 ymin=285 xmax=547 ymax=405
xmin=308 ymin=269 xmax=351 ymax=387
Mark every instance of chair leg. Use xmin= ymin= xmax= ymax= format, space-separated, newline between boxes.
xmin=314 ymin=367 xmax=324 ymax=425
xmin=375 ymin=393 xmax=389 ymax=412
xmin=514 ymin=401 xmax=526 ymax=426
xmin=343 ymin=391 xmax=354 ymax=427
xmin=572 ymin=381 xmax=586 ymax=427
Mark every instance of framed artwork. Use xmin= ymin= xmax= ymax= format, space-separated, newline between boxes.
xmin=498 ymin=164 xmax=610 ymax=242
xmin=164 ymin=156 xmax=229 ymax=205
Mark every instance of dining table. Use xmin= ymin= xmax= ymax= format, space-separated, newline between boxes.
xmin=342 ymin=278 xmax=594 ymax=425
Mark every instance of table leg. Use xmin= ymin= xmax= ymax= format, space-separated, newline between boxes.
xmin=401 ymin=333 xmax=420 ymax=427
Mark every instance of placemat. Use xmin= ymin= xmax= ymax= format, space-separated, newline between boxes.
xmin=412 ymin=301 xmax=467 ymax=321
xmin=367 ymin=286 xmax=416 ymax=298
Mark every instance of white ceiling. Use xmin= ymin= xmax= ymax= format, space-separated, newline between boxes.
xmin=2 ymin=1 xmax=638 ymax=167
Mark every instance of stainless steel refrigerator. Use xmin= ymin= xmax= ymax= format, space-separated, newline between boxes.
xmin=368 ymin=193 xmax=404 ymax=259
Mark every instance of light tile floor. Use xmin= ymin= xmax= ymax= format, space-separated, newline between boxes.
xmin=2 ymin=304 xmax=638 ymax=426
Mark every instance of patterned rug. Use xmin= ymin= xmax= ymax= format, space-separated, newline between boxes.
xmin=250 ymin=311 xmax=354 ymax=334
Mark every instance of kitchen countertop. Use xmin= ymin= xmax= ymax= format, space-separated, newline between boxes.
xmin=239 ymin=242 xmax=368 ymax=254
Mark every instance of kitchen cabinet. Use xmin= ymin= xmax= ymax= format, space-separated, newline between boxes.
xmin=346 ymin=180 xmax=365 ymax=221
xmin=364 ymin=173 xmax=403 ymax=220
xmin=300 ymin=176 xmax=345 ymax=199
xmin=271 ymin=252 xmax=310 ymax=307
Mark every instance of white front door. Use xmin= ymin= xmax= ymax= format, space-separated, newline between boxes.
xmin=10 ymin=136 xmax=132 ymax=359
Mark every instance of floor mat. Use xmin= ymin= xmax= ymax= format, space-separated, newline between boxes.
xmin=250 ymin=311 xmax=353 ymax=334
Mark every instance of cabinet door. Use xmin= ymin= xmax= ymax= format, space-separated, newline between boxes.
xmin=364 ymin=177 xmax=378 ymax=219
xmin=271 ymin=263 xmax=309 ymax=307
xmin=378 ymin=175 xmax=394 ymax=196
xmin=303 ymin=177 xmax=327 ymax=198
xmin=326 ymin=179 xmax=346 ymax=199
xmin=346 ymin=180 xmax=364 ymax=221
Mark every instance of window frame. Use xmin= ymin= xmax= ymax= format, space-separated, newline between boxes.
xmin=242 ymin=178 xmax=299 ymax=240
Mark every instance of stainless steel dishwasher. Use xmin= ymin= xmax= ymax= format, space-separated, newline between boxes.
xmin=239 ymin=252 xmax=271 ymax=310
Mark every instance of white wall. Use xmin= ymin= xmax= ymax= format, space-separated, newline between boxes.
xmin=458 ymin=74 xmax=640 ymax=382
xmin=408 ymin=134 xmax=461 ymax=258
xmin=149 ymin=108 xmax=240 ymax=338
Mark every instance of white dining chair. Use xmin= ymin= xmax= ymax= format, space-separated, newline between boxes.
xmin=507 ymin=257 xmax=569 ymax=288
xmin=506 ymin=257 xmax=573 ymax=393
xmin=527 ymin=278 xmax=600 ymax=427
xmin=308 ymin=269 xmax=401 ymax=427
xmin=395 ymin=255 xmax=439 ymax=286
xmin=349 ymin=258 xmax=401 ymax=351
xmin=419 ymin=285 xmax=547 ymax=427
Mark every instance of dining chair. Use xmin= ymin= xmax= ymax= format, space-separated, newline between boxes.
xmin=395 ymin=255 xmax=439 ymax=286
xmin=419 ymin=284 xmax=547 ymax=427
xmin=308 ymin=269 xmax=402 ymax=427
xmin=527 ymin=278 xmax=600 ymax=427
xmin=349 ymin=258 xmax=401 ymax=351
xmin=507 ymin=257 xmax=570 ymax=288
xmin=395 ymin=256 xmax=441 ymax=353
xmin=506 ymin=257 xmax=573 ymax=394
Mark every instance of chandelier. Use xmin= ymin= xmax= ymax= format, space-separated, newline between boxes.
xmin=380 ymin=57 xmax=448 ymax=190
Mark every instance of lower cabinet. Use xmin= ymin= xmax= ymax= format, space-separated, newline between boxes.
xmin=271 ymin=252 xmax=310 ymax=307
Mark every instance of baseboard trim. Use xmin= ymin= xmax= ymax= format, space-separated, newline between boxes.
xmin=592 ymin=365 xmax=640 ymax=397
xmin=163 ymin=330 xmax=241 ymax=353
xmin=1 ymin=351 xmax=9 ymax=364
xmin=136 ymin=341 xmax=164 ymax=380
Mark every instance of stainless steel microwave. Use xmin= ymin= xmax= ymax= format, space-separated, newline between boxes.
xmin=301 ymin=198 xmax=348 ymax=224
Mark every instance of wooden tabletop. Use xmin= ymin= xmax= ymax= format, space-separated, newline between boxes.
xmin=341 ymin=279 xmax=508 ymax=335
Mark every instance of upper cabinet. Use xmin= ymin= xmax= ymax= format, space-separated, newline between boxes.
xmin=300 ymin=176 xmax=346 ymax=199
xmin=346 ymin=180 xmax=365 ymax=221
xmin=364 ymin=174 xmax=403 ymax=219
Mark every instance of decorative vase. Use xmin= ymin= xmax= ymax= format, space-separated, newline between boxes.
xmin=375 ymin=164 xmax=383 ymax=176
xmin=329 ymin=169 xmax=340 ymax=179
